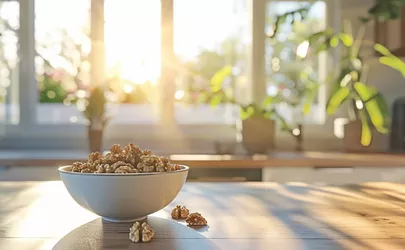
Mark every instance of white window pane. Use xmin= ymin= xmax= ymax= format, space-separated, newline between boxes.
xmin=0 ymin=0 xmax=19 ymax=125
xmin=35 ymin=0 xmax=160 ymax=125
xmin=173 ymin=0 xmax=248 ymax=125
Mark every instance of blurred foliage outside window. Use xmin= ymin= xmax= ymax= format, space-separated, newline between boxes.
xmin=266 ymin=1 xmax=326 ymax=118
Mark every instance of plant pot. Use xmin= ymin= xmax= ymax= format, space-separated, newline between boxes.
xmin=241 ymin=117 xmax=275 ymax=155
xmin=88 ymin=127 xmax=104 ymax=153
xmin=343 ymin=120 xmax=389 ymax=152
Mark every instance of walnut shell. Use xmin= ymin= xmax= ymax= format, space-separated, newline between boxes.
xmin=171 ymin=205 xmax=189 ymax=219
xmin=186 ymin=212 xmax=207 ymax=226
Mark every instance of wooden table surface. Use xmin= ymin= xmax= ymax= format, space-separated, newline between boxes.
xmin=2 ymin=182 xmax=405 ymax=250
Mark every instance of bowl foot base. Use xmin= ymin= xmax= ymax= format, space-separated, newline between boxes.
xmin=102 ymin=216 xmax=147 ymax=223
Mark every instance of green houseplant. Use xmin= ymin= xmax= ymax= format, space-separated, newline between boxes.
xmin=76 ymin=86 xmax=109 ymax=152
xmin=270 ymin=1 xmax=403 ymax=150
xmin=309 ymin=26 xmax=390 ymax=149
xmin=198 ymin=66 xmax=290 ymax=154
xmin=193 ymin=4 xmax=322 ymax=154
xmin=360 ymin=0 xmax=405 ymax=23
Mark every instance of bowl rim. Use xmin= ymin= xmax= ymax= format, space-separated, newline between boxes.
xmin=58 ymin=164 xmax=189 ymax=176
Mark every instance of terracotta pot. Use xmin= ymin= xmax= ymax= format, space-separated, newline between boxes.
xmin=88 ymin=127 xmax=104 ymax=153
xmin=241 ymin=117 xmax=275 ymax=155
xmin=343 ymin=120 xmax=389 ymax=152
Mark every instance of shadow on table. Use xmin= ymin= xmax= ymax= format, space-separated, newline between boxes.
xmin=52 ymin=216 xmax=218 ymax=250
xmin=186 ymin=184 xmax=394 ymax=250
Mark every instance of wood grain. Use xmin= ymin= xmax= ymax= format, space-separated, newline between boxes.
xmin=2 ymin=182 xmax=405 ymax=249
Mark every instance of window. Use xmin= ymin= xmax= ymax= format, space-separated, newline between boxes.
xmin=0 ymin=0 xmax=19 ymax=125
xmin=173 ymin=0 xmax=248 ymax=125
xmin=35 ymin=0 xmax=90 ymax=124
xmin=35 ymin=0 xmax=161 ymax=125
xmin=266 ymin=1 xmax=327 ymax=124
xmin=0 ymin=0 xmax=333 ymax=149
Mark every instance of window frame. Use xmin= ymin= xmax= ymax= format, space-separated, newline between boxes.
xmin=0 ymin=0 xmax=339 ymax=150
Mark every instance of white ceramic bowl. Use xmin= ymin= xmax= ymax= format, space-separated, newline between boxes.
xmin=58 ymin=165 xmax=189 ymax=222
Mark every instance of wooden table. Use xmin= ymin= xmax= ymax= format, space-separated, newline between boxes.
xmin=1 ymin=182 xmax=405 ymax=250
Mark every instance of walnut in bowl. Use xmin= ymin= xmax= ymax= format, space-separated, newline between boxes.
xmin=58 ymin=144 xmax=189 ymax=222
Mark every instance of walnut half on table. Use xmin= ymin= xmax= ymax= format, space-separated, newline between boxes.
xmin=129 ymin=222 xmax=155 ymax=243
xmin=171 ymin=205 xmax=190 ymax=219
xmin=186 ymin=212 xmax=208 ymax=227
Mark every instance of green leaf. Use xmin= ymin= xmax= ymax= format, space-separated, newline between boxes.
xmin=198 ymin=92 xmax=210 ymax=104
xmin=315 ymin=42 xmax=330 ymax=54
xmin=270 ymin=5 xmax=312 ymax=38
xmin=339 ymin=33 xmax=354 ymax=47
xmin=330 ymin=35 xmax=339 ymax=48
xmin=303 ymin=88 xmax=318 ymax=115
xmin=353 ymin=82 xmax=388 ymax=133
xmin=374 ymin=93 xmax=390 ymax=125
xmin=351 ymin=26 xmax=366 ymax=59
xmin=326 ymin=87 xmax=350 ymax=115
xmin=308 ymin=29 xmax=333 ymax=45
xmin=210 ymin=65 xmax=232 ymax=92
xmin=273 ymin=110 xmax=291 ymax=132
xmin=379 ymin=56 xmax=405 ymax=78
xmin=359 ymin=110 xmax=372 ymax=146
xmin=359 ymin=17 xmax=371 ymax=23
xmin=240 ymin=105 xmax=255 ymax=120
xmin=210 ymin=94 xmax=223 ymax=107
xmin=302 ymin=101 xmax=312 ymax=115
xmin=263 ymin=96 xmax=274 ymax=107
xmin=375 ymin=43 xmax=405 ymax=77
xmin=374 ymin=43 xmax=392 ymax=56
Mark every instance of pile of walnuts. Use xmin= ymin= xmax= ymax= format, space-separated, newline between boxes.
xmin=171 ymin=205 xmax=208 ymax=227
xmin=70 ymin=143 xmax=181 ymax=174
xmin=129 ymin=205 xmax=208 ymax=244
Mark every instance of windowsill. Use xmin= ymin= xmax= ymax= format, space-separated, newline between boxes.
xmin=0 ymin=121 xmax=340 ymax=151
xmin=1 ymin=103 xmax=325 ymax=125
xmin=0 ymin=103 xmax=337 ymax=151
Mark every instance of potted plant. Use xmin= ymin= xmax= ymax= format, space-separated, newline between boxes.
xmin=238 ymin=102 xmax=286 ymax=155
xmin=198 ymin=66 xmax=290 ymax=155
xmin=271 ymin=2 xmax=404 ymax=151
xmin=78 ymin=86 xmax=109 ymax=152
xmin=309 ymin=26 xmax=390 ymax=151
